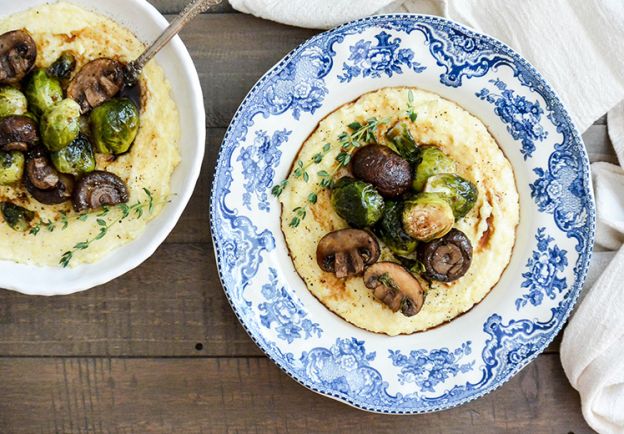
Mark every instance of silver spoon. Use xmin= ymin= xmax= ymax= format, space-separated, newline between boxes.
xmin=124 ymin=0 xmax=222 ymax=85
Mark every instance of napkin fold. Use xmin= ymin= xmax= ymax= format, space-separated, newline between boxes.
xmin=228 ymin=0 xmax=624 ymax=431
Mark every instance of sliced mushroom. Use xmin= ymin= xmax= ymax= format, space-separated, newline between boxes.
xmin=363 ymin=262 xmax=425 ymax=317
xmin=418 ymin=229 xmax=473 ymax=282
xmin=351 ymin=144 xmax=412 ymax=198
xmin=316 ymin=228 xmax=380 ymax=278
xmin=67 ymin=58 xmax=124 ymax=113
xmin=73 ymin=170 xmax=129 ymax=212
xmin=26 ymin=152 xmax=60 ymax=190
xmin=24 ymin=171 xmax=74 ymax=205
xmin=0 ymin=115 xmax=39 ymax=152
xmin=0 ymin=30 xmax=37 ymax=85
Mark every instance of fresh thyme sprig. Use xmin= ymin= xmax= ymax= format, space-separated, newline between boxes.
xmin=59 ymin=188 xmax=160 ymax=267
xmin=407 ymin=89 xmax=417 ymax=122
xmin=335 ymin=117 xmax=386 ymax=167
xmin=273 ymin=118 xmax=387 ymax=228
xmin=26 ymin=188 xmax=162 ymax=267
xmin=271 ymin=142 xmax=332 ymax=197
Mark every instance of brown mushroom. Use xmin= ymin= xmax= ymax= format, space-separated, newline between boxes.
xmin=363 ymin=262 xmax=425 ymax=317
xmin=418 ymin=229 xmax=473 ymax=282
xmin=0 ymin=115 xmax=39 ymax=152
xmin=316 ymin=228 xmax=380 ymax=278
xmin=0 ymin=30 xmax=37 ymax=85
xmin=67 ymin=58 xmax=124 ymax=113
xmin=26 ymin=154 xmax=59 ymax=190
xmin=351 ymin=144 xmax=412 ymax=198
xmin=73 ymin=170 xmax=129 ymax=212
xmin=24 ymin=171 xmax=74 ymax=205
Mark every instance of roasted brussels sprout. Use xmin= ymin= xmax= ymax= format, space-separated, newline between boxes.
xmin=331 ymin=177 xmax=385 ymax=228
xmin=0 ymin=202 xmax=34 ymax=231
xmin=402 ymin=193 xmax=454 ymax=242
xmin=0 ymin=151 xmax=25 ymax=185
xmin=89 ymin=98 xmax=139 ymax=154
xmin=374 ymin=200 xmax=417 ymax=256
xmin=40 ymin=99 xmax=81 ymax=152
xmin=424 ymin=174 xmax=478 ymax=219
xmin=51 ymin=134 xmax=96 ymax=176
xmin=386 ymin=121 xmax=420 ymax=164
xmin=412 ymin=146 xmax=457 ymax=191
xmin=47 ymin=51 xmax=77 ymax=80
xmin=24 ymin=69 xmax=63 ymax=117
xmin=0 ymin=86 xmax=28 ymax=117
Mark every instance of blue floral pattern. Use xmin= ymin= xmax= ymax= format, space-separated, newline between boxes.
xmin=414 ymin=23 xmax=514 ymax=87
xmin=337 ymin=31 xmax=426 ymax=82
xmin=389 ymin=342 xmax=473 ymax=392
xmin=237 ymin=130 xmax=290 ymax=211
xmin=297 ymin=338 xmax=385 ymax=398
xmin=477 ymin=79 xmax=548 ymax=159
xmin=259 ymin=268 xmax=322 ymax=343
xmin=211 ymin=14 xmax=595 ymax=414
xmin=516 ymin=228 xmax=568 ymax=310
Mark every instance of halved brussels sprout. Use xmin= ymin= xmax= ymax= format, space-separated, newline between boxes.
xmin=331 ymin=177 xmax=385 ymax=228
xmin=0 ymin=151 xmax=25 ymax=185
xmin=40 ymin=99 xmax=81 ymax=152
xmin=90 ymin=98 xmax=140 ymax=154
xmin=386 ymin=121 xmax=420 ymax=164
xmin=0 ymin=86 xmax=28 ymax=117
xmin=24 ymin=69 xmax=63 ymax=117
xmin=51 ymin=134 xmax=96 ymax=176
xmin=412 ymin=146 xmax=457 ymax=191
xmin=402 ymin=193 xmax=454 ymax=242
xmin=374 ymin=200 xmax=418 ymax=256
xmin=424 ymin=174 xmax=478 ymax=219
xmin=0 ymin=202 xmax=34 ymax=232
xmin=47 ymin=51 xmax=77 ymax=80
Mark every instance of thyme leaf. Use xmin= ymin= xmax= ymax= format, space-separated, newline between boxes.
xmin=53 ymin=189 xmax=167 ymax=268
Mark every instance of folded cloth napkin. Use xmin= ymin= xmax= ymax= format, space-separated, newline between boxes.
xmin=561 ymin=103 xmax=624 ymax=434
xmin=229 ymin=0 xmax=624 ymax=431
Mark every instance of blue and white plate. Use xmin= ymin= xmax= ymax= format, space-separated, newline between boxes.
xmin=211 ymin=14 xmax=595 ymax=413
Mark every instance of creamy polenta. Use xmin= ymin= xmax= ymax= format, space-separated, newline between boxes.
xmin=280 ymin=87 xmax=519 ymax=335
xmin=0 ymin=2 xmax=180 ymax=266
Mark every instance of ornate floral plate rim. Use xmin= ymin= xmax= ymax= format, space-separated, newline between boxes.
xmin=210 ymin=13 xmax=595 ymax=413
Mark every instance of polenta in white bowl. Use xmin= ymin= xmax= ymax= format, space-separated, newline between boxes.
xmin=0 ymin=0 xmax=204 ymax=295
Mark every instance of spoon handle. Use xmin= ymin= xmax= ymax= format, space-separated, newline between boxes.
xmin=126 ymin=0 xmax=222 ymax=82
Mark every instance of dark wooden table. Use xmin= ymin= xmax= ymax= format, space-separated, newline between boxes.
xmin=0 ymin=2 xmax=612 ymax=432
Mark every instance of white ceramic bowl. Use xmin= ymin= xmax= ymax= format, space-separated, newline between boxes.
xmin=0 ymin=0 xmax=205 ymax=295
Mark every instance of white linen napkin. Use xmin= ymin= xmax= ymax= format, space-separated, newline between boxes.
xmin=228 ymin=0 xmax=624 ymax=431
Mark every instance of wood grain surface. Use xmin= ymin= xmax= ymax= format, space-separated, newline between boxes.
xmin=0 ymin=4 xmax=611 ymax=433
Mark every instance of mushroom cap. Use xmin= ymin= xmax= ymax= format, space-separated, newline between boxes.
xmin=0 ymin=115 xmax=39 ymax=151
xmin=351 ymin=144 xmax=412 ymax=198
xmin=316 ymin=228 xmax=380 ymax=278
xmin=26 ymin=151 xmax=60 ymax=191
xmin=67 ymin=58 xmax=124 ymax=113
xmin=418 ymin=228 xmax=473 ymax=282
xmin=0 ymin=30 xmax=37 ymax=85
xmin=24 ymin=171 xmax=74 ymax=205
xmin=363 ymin=262 xmax=425 ymax=317
xmin=73 ymin=170 xmax=129 ymax=212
